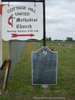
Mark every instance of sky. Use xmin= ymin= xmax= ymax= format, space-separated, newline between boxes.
xmin=0 ymin=0 xmax=75 ymax=40
xmin=46 ymin=0 xmax=75 ymax=40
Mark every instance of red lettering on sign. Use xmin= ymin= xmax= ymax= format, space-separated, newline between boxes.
xmin=11 ymin=33 xmax=35 ymax=38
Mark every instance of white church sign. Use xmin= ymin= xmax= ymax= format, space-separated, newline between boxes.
xmin=2 ymin=3 xmax=43 ymax=41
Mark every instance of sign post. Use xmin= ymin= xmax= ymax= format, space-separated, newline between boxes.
xmin=43 ymin=0 xmax=46 ymax=46
xmin=0 ymin=4 xmax=2 ymax=67
xmin=1 ymin=0 xmax=58 ymax=86
xmin=2 ymin=0 xmax=45 ymax=74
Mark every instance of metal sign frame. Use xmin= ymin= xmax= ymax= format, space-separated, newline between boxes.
xmin=1 ymin=0 xmax=44 ymax=2
xmin=1 ymin=0 xmax=46 ymax=46
xmin=0 ymin=5 xmax=2 ymax=67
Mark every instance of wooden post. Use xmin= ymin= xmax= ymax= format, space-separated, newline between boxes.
xmin=0 ymin=60 xmax=11 ymax=91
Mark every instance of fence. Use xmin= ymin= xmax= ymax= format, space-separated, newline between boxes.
xmin=8 ymin=40 xmax=26 ymax=73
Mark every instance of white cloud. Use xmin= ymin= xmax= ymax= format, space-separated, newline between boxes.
xmin=46 ymin=0 xmax=75 ymax=40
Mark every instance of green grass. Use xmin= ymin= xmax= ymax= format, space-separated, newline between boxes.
xmin=0 ymin=41 xmax=75 ymax=100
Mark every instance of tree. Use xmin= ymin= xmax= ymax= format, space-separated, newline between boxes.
xmin=46 ymin=37 xmax=51 ymax=41
xmin=66 ymin=37 xmax=73 ymax=42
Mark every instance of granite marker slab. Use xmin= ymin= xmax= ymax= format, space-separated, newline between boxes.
xmin=32 ymin=46 xmax=58 ymax=85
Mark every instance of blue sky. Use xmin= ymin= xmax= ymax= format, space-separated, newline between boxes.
xmin=46 ymin=0 xmax=75 ymax=40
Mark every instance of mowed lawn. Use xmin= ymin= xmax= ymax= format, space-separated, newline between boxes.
xmin=0 ymin=41 xmax=75 ymax=100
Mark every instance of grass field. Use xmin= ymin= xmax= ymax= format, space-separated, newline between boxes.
xmin=0 ymin=41 xmax=75 ymax=100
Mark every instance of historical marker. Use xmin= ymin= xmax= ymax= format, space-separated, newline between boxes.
xmin=32 ymin=46 xmax=58 ymax=85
